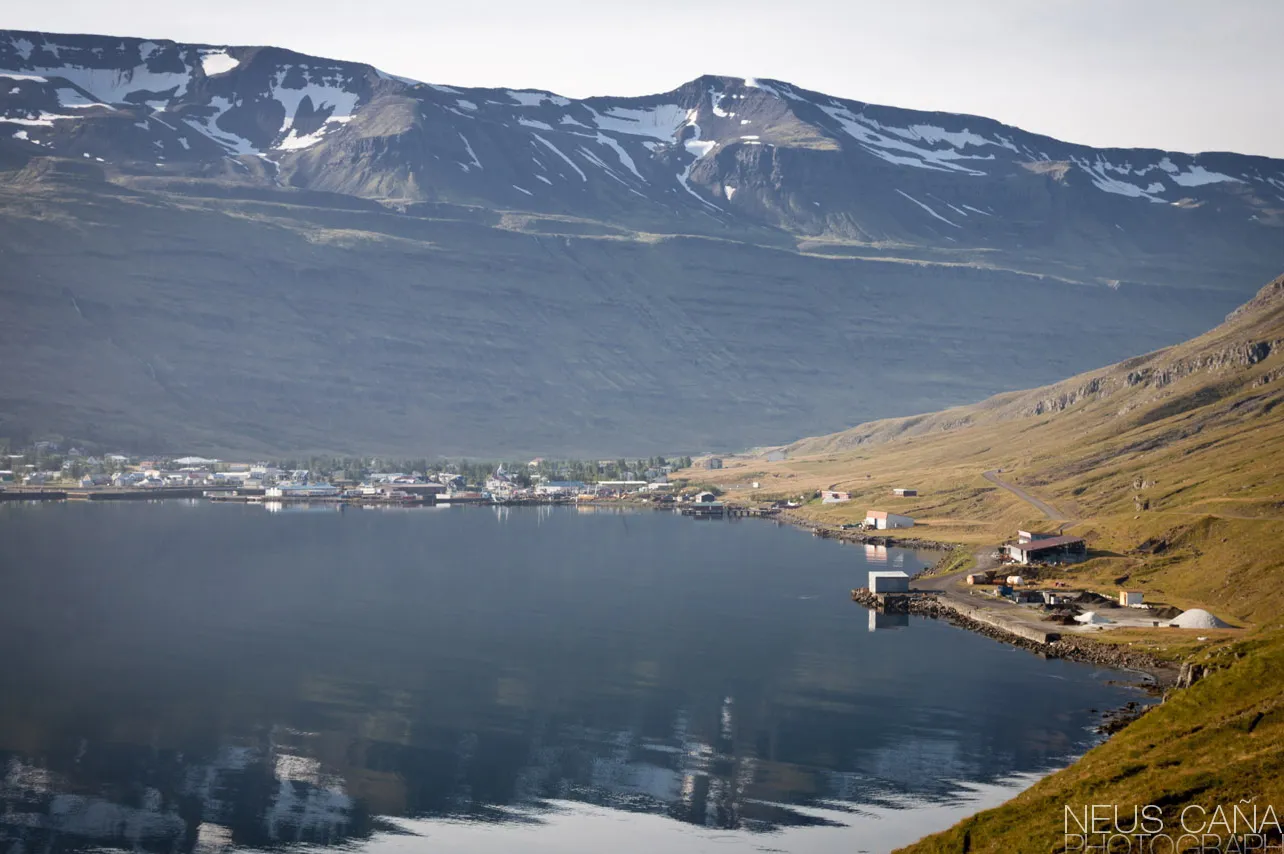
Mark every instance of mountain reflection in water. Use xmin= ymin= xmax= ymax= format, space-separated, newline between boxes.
xmin=0 ymin=502 xmax=1142 ymax=853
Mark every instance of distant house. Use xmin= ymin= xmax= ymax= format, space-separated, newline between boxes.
xmin=821 ymin=490 xmax=851 ymax=504
xmin=174 ymin=456 xmax=220 ymax=466
xmin=705 ymin=458 xmax=723 ymax=470
xmin=265 ymin=484 xmax=341 ymax=498
xmin=1120 ymin=590 xmax=1145 ymax=607
xmin=694 ymin=491 xmax=720 ymax=504
xmin=865 ymin=510 xmax=914 ymax=530
xmin=892 ymin=488 xmax=917 ymax=497
xmin=868 ymin=570 xmax=910 ymax=594
xmin=1005 ymin=535 xmax=1087 ymax=565
xmin=535 ymin=481 xmax=586 ymax=497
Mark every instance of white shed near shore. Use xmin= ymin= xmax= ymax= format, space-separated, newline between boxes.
xmin=866 ymin=510 xmax=914 ymax=530
xmin=868 ymin=570 xmax=910 ymax=594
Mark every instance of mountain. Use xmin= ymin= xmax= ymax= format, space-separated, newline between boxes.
xmin=3 ymin=30 xmax=1284 ymax=456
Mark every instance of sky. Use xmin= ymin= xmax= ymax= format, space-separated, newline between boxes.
xmin=8 ymin=0 xmax=1284 ymax=158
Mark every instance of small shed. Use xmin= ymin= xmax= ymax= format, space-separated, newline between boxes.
xmin=892 ymin=488 xmax=917 ymax=497
xmin=865 ymin=510 xmax=914 ymax=530
xmin=821 ymin=490 xmax=851 ymax=504
xmin=868 ymin=570 xmax=910 ymax=594
xmin=1120 ymin=590 xmax=1144 ymax=607
xmin=695 ymin=491 xmax=719 ymax=504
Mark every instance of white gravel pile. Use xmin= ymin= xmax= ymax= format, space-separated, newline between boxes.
xmin=1169 ymin=608 xmax=1231 ymax=629
xmin=1074 ymin=611 xmax=1111 ymax=625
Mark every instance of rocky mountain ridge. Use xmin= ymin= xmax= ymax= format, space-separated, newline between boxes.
xmin=3 ymin=28 xmax=1284 ymax=456
xmin=3 ymin=29 xmax=1283 ymax=287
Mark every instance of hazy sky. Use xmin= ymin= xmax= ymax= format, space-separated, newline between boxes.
xmin=9 ymin=0 xmax=1283 ymax=157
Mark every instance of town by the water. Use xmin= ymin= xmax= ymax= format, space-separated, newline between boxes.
xmin=0 ymin=440 xmax=1231 ymax=671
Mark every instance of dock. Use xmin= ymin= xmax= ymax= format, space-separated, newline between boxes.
xmin=852 ymin=587 xmax=1061 ymax=645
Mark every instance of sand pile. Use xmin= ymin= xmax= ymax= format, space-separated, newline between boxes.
xmin=1074 ymin=611 xmax=1112 ymax=625
xmin=1169 ymin=608 xmax=1231 ymax=629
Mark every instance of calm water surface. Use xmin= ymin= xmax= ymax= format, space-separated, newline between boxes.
xmin=0 ymin=502 xmax=1141 ymax=853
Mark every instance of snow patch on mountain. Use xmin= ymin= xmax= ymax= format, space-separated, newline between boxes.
xmin=459 ymin=132 xmax=483 ymax=171
xmin=1072 ymin=155 xmax=1165 ymax=202
xmin=199 ymin=50 xmax=238 ymax=76
xmin=3 ymin=112 xmax=70 ymax=127
xmin=0 ymin=72 xmax=47 ymax=82
xmin=507 ymin=90 xmax=569 ymax=108
xmin=895 ymin=189 xmax=961 ymax=228
xmin=50 ymin=63 xmax=190 ymax=106
xmin=676 ymin=121 xmax=720 ymax=210
xmin=184 ymin=96 xmax=255 ymax=155
xmin=55 ymin=87 xmax=112 ymax=109
xmin=1169 ymin=164 xmax=1241 ymax=187
xmin=710 ymin=89 xmax=734 ymax=118
xmin=684 ymin=126 xmax=716 ymax=158
xmin=820 ymin=104 xmax=993 ymax=176
xmin=277 ymin=116 xmax=350 ymax=151
xmin=589 ymin=104 xmax=691 ymax=140
xmin=533 ymin=134 xmax=586 ymax=182
xmin=271 ymin=69 xmax=361 ymax=132
xmin=595 ymin=133 xmax=644 ymax=182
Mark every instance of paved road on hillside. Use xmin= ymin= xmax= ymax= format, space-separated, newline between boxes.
xmin=983 ymin=469 xmax=1072 ymax=525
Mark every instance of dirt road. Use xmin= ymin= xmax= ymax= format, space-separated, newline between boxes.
xmin=983 ymin=469 xmax=1072 ymax=525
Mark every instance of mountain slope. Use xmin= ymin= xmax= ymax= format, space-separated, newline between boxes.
xmin=2 ymin=30 xmax=1284 ymax=456
xmin=695 ymin=273 xmax=1284 ymax=625
xmin=682 ymin=275 xmax=1284 ymax=851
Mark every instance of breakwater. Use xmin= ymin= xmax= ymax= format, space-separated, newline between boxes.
xmin=852 ymin=589 xmax=1171 ymax=677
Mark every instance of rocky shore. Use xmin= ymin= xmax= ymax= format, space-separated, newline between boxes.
xmin=851 ymin=589 xmax=1175 ymax=684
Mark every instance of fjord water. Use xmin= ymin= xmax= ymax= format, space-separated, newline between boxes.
xmin=0 ymin=502 xmax=1140 ymax=853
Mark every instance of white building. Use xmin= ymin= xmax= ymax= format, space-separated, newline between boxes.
xmin=865 ymin=510 xmax=914 ymax=529
xmin=868 ymin=570 xmax=910 ymax=594
xmin=1120 ymin=590 xmax=1145 ymax=607
xmin=265 ymin=484 xmax=341 ymax=498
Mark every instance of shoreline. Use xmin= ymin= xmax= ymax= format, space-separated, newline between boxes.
xmin=850 ymin=588 xmax=1174 ymax=685
xmin=731 ymin=500 xmax=1176 ymax=686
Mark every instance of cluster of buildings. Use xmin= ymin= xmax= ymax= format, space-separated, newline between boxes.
xmin=1002 ymin=529 xmax=1088 ymax=565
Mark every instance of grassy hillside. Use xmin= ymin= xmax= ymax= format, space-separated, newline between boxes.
xmin=698 ymin=273 xmax=1284 ymax=625
xmin=683 ymin=273 xmax=1284 ymax=851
